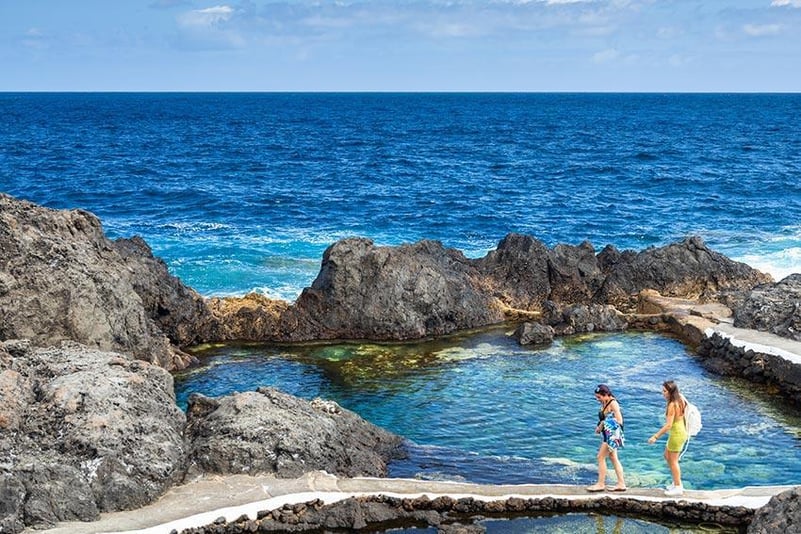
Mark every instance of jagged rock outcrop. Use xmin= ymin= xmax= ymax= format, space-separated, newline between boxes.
xmin=0 ymin=194 xmax=217 ymax=370
xmin=283 ymin=238 xmax=506 ymax=341
xmin=472 ymin=233 xmax=769 ymax=316
xmin=206 ymin=292 xmax=291 ymax=341
xmin=112 ymin=236 xmax=220 ymax=351
xmin=733 ymin=274 xmax=801 ymax=342
xmin=473 ymin=235 xmax=605 ymax=311
xmin=0 ymin=340 xmax=186 ymax=532
xmin=183 ymin=387 xmax=404 ymax=479
xmin=0 ymin=194 xmax=773 ymax=352
xmin=747 ymin=486 xmax=801 ymax=533
xmin=548 ymin=303 xmax=628 ymax=336
xmin=596 ymin=236 xmax=773 ymax=312
xmin=513 ymin=322 xmax=555 ymax=346
xmin=514 ymin=303 xmax=626 ymax=345
xmin=208 ymin=234 xmax=769 ymax=345
xmin=473 ymin=233 xmax=552 ymax=311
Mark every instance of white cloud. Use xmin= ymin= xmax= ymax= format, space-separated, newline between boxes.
xmin=174 ymin=5 xmax=245 ymax=49
xmin=771 ymin=0 xmax=801 ymax=7
xmin=743 ymin=23 xmax=782 ymax=36
xmin=21 ymin=28 xmax=49 ymax=50
xmin=178 ymin=5 xmax=234 ymax=28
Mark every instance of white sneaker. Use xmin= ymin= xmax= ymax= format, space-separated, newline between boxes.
xmin=664 ymin=483 xmax=674 ymax=490
xmin=664 ymin=485 xmax=684 ymax=497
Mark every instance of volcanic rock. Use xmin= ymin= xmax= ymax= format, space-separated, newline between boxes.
xmin=595 ymin=236 xmax=773 ymax=311
xmin=0 ymin=340 xmax=186 ymax=531
xmin=747 ymin=486 xmax=801 ymax=533
xmin=284 ymin=238 xmax=506 ymax=341
xmin=733 ymin=274 xmax=801 ymax=342
xmin=0 ymin=193 xmax=217 ymax=370
xmin=183 ymin=387 xmax=404 ymax=479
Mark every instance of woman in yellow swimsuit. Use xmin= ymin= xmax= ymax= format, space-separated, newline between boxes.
xmin=648 ymin=380 xmax=687 ymax=496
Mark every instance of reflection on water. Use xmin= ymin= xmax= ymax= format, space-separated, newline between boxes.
xmin=176 ymin=329 xmax=801 ymax=490
xmin=285 ymin=513 xmax=736 ymax=534
xmin=478 ymin=514 xmax=738 ymax=533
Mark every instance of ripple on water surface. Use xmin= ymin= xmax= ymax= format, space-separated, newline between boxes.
xmin=175 ymin=330 xmax=801 ymax=490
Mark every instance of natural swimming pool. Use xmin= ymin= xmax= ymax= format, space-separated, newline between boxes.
xmin=174 ymin=328 xmax=801 ymax=490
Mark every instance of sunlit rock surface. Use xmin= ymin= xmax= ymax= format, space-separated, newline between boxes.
xmin=183 ymin=387 xmax=404 ymax=479
xmin=0 ymin=340 xmax=186 ymax=532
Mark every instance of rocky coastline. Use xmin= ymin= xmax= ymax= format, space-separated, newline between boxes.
xmin=1 ymin=192 xmax=800 ymax=532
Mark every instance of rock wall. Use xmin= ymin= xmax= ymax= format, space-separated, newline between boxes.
xmin=696 ymin=332 xmax=801 ymax=405
xmin=179 ymin=494 xmax=756 ymax=533
xmin=748 ymin=486 xmax=801 ymax=534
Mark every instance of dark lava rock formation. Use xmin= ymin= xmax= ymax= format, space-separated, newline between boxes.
xmin=0 ymin=340 xmax=186 ymax=532
xmin=747 ymin=486 xmax=801 ymax=533
xmin=733 ymin=273 xmax=801 ymax=342
xmin=183 ymin=387 xmax=403 ymax=479
xmin=213 ymin=233 xmax=772 ymax=344
xmin=0 ymin=340 xmax=402 ymax=533
xmin=0 ymin=194 xmax=216 ymax=371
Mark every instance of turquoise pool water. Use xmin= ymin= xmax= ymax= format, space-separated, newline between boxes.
xmin=175 ymin=329 xmax=801 ymax=490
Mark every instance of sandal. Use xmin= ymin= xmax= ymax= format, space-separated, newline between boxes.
xmin=609 ymin=486 xmax=628 ymax=492
xmin=585 ymin=485 xmax=606 ymax=492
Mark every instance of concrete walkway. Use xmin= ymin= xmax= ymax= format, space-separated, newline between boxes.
xmin=712 ymin=320 xmax=801 ymax=364
xmin=29 ymin=471 xmax=793 ymax=534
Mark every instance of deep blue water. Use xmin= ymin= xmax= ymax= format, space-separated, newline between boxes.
xmin=1 ymin=93 xmax=800 ymax=300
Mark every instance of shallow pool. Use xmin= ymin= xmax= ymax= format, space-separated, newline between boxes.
xmin=175 ymin=329 xmax=801 ymax=490
xmin=385 ymin=513 xmax=738 ymax=533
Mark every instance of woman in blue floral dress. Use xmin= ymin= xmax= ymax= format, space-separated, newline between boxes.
xmin=586 ymin=384 xmax=627 ymax=492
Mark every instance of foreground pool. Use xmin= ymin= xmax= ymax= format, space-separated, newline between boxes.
xmin=175 ymin=329 xmax=801 ymax=490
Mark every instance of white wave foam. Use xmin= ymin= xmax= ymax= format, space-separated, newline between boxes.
xmin=541 ymin=457 xmax=595 ymax=471
xmin=160 ymin=221 xmax=233 ymax=232
xmin=736 ymin=247 xmax=801 ymax=282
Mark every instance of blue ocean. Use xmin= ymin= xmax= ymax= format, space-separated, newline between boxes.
xmin=3 ymin=93 xmax=801 ymax=492
xmin=2 ymin=93 xmax=799 ymax=300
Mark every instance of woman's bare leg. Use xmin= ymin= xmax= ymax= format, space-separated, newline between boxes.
xmin=609 ymin=449 xmax=626 ymax=488
xmin=587 ymin=442 xmax=609 ymax=489
xmin=665 ymin=449 xmax=682 ymax=487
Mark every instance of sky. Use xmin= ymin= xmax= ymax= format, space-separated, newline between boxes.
xmin=1 ymin=0 xmax=800 ymax=92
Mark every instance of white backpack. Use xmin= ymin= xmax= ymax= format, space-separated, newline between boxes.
xmin=684 ymin=400 xmax=702 ymax=436
xmin=679 ymin=396 xmax=702 ymax=460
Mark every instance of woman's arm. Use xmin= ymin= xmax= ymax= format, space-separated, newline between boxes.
xmin=648 ymin=402 xmax=675 ymax=444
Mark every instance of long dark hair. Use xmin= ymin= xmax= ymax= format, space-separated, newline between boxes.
xmin=663 ymin=380 xmax=683 ymax=413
